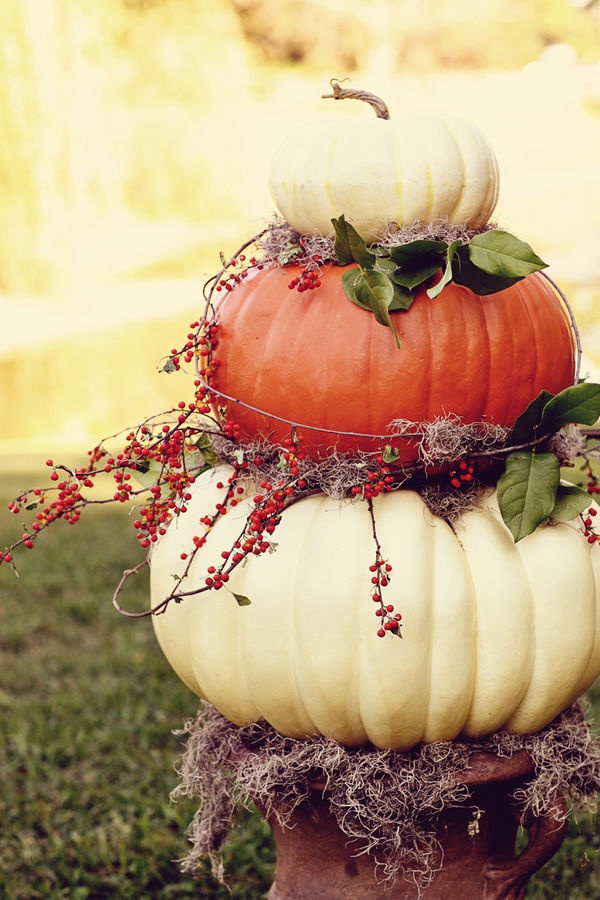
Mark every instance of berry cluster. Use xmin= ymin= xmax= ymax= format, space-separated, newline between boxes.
xmin=581 ymin=506 xmax=599 ymax=545
xmin=449 ymin=459 xmax=476 ymax=489
xmin=214 ymin=253 xmax=261 ymax=295
xmin=370 ymin=553 xmax=402 ymax=638
xmin=349 ymin=456 xmax=397 ymax=501
xmin=288 ymin=256 xmax=323 ymax=292
xmin=586 ymin=466 xmax=600 ymax=497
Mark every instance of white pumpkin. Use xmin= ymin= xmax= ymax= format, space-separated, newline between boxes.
xmin=151 ymin=466 xmax=600 ymax=750
xmin=269 ymin=110 xmax=499 ymax=243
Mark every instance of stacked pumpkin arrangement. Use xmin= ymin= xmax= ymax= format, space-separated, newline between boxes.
xmin=151 ymin=81 xmax=600 ymax=753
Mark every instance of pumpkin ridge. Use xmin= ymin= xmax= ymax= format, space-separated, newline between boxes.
xmin=459 ymin=501 xmax=534 ymax=737
xmin=424 ymin=508 xmax=475 ymax=742
xmin=476 ymin=288 xmax=504 ymax=422
xmin=390 ymin=126 xmax=404 ymax=224
xmin=518 ymin=278 xmax=545 ymax=406
xmin=504 ymin=522 xmax=593 ymax=733
xmin=441 ymin=121 xmax=467 ymax=224
xmin=280 ymin=498 xmax=324 ymax=737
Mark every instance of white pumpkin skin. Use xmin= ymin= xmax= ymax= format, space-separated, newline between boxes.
xmin=151 ymin=466 xmax=600 ymax=750
xmin=269 ymin=112 xmax=499 ymax=243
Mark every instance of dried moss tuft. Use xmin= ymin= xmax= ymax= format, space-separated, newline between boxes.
xmin=172 ymin=701 xmax=600 ymax=890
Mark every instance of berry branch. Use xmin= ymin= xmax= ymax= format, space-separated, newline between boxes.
xmin=366 ymin=496 xmax=402 ymax=638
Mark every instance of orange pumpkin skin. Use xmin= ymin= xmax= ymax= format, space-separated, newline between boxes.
xmin=210 ymin=264 xmax=576 ymax=463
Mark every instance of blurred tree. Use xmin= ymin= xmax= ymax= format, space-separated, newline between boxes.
xmin=230 ymin=0 xmax=599 ymax=71
xmin=0 ymin=0 xmax=120 ymax=294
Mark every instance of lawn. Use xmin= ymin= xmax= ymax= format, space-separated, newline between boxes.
xmin=0 ymin=468 xmax=598 ymax=898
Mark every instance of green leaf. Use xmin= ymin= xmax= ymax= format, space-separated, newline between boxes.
xmin=354 ymin=269 xmax=394 ymax=321
xmin=382 ymin=445 xmax=400 ymax=464
xmin=551 ymin=483 xmax=591 ymax=522
xmin=497 ymin=452 xmax=560 ymax=541
xmin=331 ymin=215 xmax=375 ymax=268
xmin=231 ymin=591 xmax=251 ymax=606
xmin=354 ymin=269 xmax=401 ymax=348
xmin=468 ymin=230 xmax=547 ymax=278
xmin=452 ymin=246 xmax=523 ymax=295
xmin=331 ymin=215 xmax=353 ymax=265
xmin=391 ymin=260 xmax=441 ymax=291
xmin=540 ymin=382 xmax=600 ymax=429
xmin=373 ymin=257 xmax=397 ymax=275
xmin=160 ymin=357 xmax=178 ymax=374
xmin=341 ymin=267 xmax=370 ymax=310
xmin=427 ymin=239 xmax=462 ymax=300
xmin=194 ymin=433 xmax=219 ymax=467
xmin=389 ymin=239 xmax=448 ymax=265
xmin=508 ymin=390 xmax=556 ymax=447
xmin=388 ymin=283 xmax=417 ymax=311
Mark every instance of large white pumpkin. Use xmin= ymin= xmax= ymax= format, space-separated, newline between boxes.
xmin=151 ymin=467 xmax=600 ymax=750
xmin=269 ymin=110 xmax=499 ymax=243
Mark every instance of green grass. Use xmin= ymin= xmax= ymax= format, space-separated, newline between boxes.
xmin=0 ymin=471 xmax=275 ymax=898
xmin=0 ymin=469 xmax=598 ymax=897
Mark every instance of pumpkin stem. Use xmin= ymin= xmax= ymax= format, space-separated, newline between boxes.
xmin=322 ymin=78 xmax=390 ymax=120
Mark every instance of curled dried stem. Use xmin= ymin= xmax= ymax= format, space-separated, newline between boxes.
xmin=322 ymin=78 xmax=390 ymax=120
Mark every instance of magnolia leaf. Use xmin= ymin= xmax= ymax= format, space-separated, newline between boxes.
xmin=354 ymin=270 xmax=394 ymax=321
xmin=452 ymin=247 xmax=522 ymax=295
xmin=354 ymin=270 xmax=401 ymax=348
xmin=497 ymin=452 xmax=560 ymax=541
xmin=541 ymin=382 xmax=600 ymax=429
xmin=373 ymin=257 xmax=397 ymax=275
xmin=508 ymin=390 xmax=556 ymax=447
xmin=331 ymin=215 xmax=353 ymax=264
xmin=389 ymin=239 xmax=448 ymax=265
xmin=551 ymin=483 xmax=591 ymax=522
xmin=427 ymin=239 xmax=462 ymax=299
xmin=347 ymin=225 xmax=376 ymax=269
xmin=331 ymin=215 xmax=375 ymax=268
xmin=392 ymin=259 xmax=441 ymax=291
xmin=388 ymin=283 xmax=417 ymax=311
xmin=342 ymin=268 xmax=371 ymax=310
xmin=468 ymin=230 xmax=547 ymax=278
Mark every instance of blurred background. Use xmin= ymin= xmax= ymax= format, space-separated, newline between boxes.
xmin=0 ymin=0 xmax=599 ymax=460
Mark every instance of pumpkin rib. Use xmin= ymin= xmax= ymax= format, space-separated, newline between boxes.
xmin=458 ymin=503 xmax=534 ymax=737
xmin=505 ymin=521 xmax=598 ymax=733
xmin=287 ymin=496 xmax=344 ymax=738
xmin=479 ymin=287 xmax=518 ymax=424
xmin=422 ymin=509 xmax=473 ymax=743
xmin=518 ymin=278 xmax=547 ymax=407
xmin=390 ymin=125 xmax=405 ymax=224
xmin=441 ymin=121 xmax=468 ymax=225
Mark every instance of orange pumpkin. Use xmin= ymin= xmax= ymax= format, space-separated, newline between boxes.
xmin=209 ymin=263 xmax=576 ymax=463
